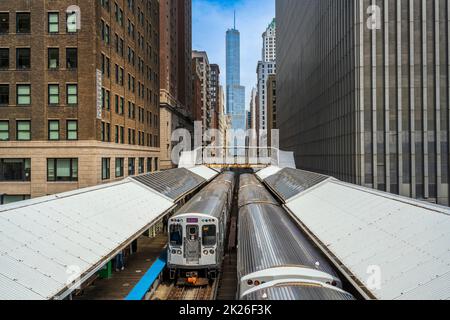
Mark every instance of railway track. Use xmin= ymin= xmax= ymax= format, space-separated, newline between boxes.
xmin=166 ymin=281 xmax=217 ymax=300
xmin=151 ymin=280 xmax=218 ymax=300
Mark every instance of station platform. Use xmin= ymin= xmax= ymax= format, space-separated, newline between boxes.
xmin=74 ymin=234 xmax=167 ymax=300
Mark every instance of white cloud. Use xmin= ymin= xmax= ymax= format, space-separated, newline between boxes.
xmin=193 ymin=0 xmax=275 ymax=110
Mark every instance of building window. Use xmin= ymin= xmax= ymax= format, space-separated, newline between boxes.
xmin=0 ymin=13 xmax=9 ymax=34
xmin=47 ymin=158 xmax=78 ymax=182
xmin=138 ymin=158 xmax=144 ymax=174
xmin=0 ymin=48 xmax=9 ymax=69
xmin=119 ymin=68 xmax=124 ymax=85
xmin=102 ymin=89 xmax=110 ymax=110
xmin=67 ymin=120 xmax=78 ymax=140
xmin=17 ymin=84 xmax=31 ymax=105
xmin=67 ymin=84 xmax=78 ymax=105
xmin=114 ymin=125 xmax=119 ymax=143
xmin=114 ymin=94 xmax=118 ymax=113
xmin=0 ymin=195 xmax=30 ymax=205
xmin=48 ymin=120 xmax=59 ymax=140
xmin=101 ymin=122 xmax=110 ymax=142
xmin=48 ymin=48 xmax=59 ymax=69
xmin=101 ymin=20 xmax=110 ymax=44
xmin=0 ymin=158 xmax=31 ymax=181
xmin=16 ymin=13 xmax=30 ymax=34
xmin=154 ymin=158 xmax=159 ymax=171
xmin=106 ymin=57 xmax=110 ymax=78
xmin=101 ymin=0 xmax=110 ymax=11
xmin=120 ymin=126 xmax=124 ymax=144
xmin=48 ymin=84 xmax=59 ymax=105
xmin=48 ymin=12 xmax=59 ymax=33
xmin=147 ymin=157 xmax=152 ymax=172
xmin=16 ymin=120 xmax=31 ymax=141
xmin=106 ymin=123 xmax=110 ymax=142
xmin=115 ymin=158 xmax=124 ymax=177
xmin=66 ymin=12 xmax=78 ymax=33
xmin=0 ymin=84 xmax=9 ymax=105
xmin=120 ymin=97 xmax=124 ymax=114
xmin=66 ymin=48 xmax=77 ymax=69
xmin=0 ymin=121 xmax=9 ymax=141
xmin=128 ymin=158 xmax=135 ymax=176
xmin=101 ymin=122 xmax=105 ymax=141
xmin=16 ymin=48 xmax=31 ymax=69
xmin=102 ymin=158 xmax=111 ymax=180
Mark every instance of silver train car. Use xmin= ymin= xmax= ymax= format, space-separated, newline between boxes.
xmin=237 ymin=174 xmax=354 ymax=300
xmin=168 ymin=172 xmax=235 ymax=283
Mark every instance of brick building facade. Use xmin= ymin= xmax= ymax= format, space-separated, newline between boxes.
xmin=0 ymin=0 xmax=160 ymax=203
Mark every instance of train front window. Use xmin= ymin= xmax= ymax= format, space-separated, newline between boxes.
xmin=202 ymin=225 xmax=216 ymax=246
xmin=170 ymin=225 xmax=182 ymax=246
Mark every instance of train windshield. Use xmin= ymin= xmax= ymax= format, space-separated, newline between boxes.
xmin=170 ymin=225 xmax=183 ymax=246
xmin=202 ymin=225 xmax=216 ymax=246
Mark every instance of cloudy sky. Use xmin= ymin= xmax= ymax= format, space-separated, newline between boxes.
xmin=192 ymin=0 xmax=275 ymax=109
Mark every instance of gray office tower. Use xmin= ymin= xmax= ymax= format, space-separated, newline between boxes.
xmin=276 ymin=0 xmax=450 ymax=206
xmin=226 ymin=18 xmax=246 ymax=132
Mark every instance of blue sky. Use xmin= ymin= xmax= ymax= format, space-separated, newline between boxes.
xmin=193 ymin=0 xmax=275 ymax=109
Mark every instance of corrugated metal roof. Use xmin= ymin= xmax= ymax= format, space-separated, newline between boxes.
xmin=131 ymin=168 xmax=206 ymax=201
xmin=264 ymin=168 xmax=331 ymax=202
xmin=285 ymin=179 xmax=450 ymax=300
xmin=0 ymin=181 xmax=174 ymax=300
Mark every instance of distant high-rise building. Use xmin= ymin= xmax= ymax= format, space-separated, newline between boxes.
xmin=218 ymin=86 xmax=228 ymax=147
xmin=262 ymin=18 xmax=276 ymax=62
xmin=192 ymin=51 xmax=212 ymax=131
xmin=159 ymin=0 xmax=193 ymax=169
xmin=257 ymin=61 xmax=276 ymax=131
xmin=226 ymin=14 xmax=246 ymax=132
xmin=257 ymin=19 xmax=277 ymax=131
xmin=267 ymin=74 xmax=277 ymax=147
xmin=192 ymin=58 xmax=203 ymax=125
xmin=277 ymin=0 xmax=450 ymax=206
xmin=0 ymin=0 xmax=160 ymax=203
xmin=210 ymin=64 xmax=221 ymax=130
xmin=249 ymin=88 xmax=257 ymax=131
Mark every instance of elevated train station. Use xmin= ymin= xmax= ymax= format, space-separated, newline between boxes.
xmin=0 ymin=152 xmax=449 ymax=300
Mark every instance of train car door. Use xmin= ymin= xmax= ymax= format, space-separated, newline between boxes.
xmin=185 ymin=225 xmax=200 ymax=264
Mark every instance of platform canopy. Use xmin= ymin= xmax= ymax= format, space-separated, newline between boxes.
xmin=261 ymin=167 xmax=450 ymax=300
xmin=0 ymin=166 xmax=217 ymax=300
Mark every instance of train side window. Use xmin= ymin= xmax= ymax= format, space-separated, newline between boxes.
xmin=202 ymin=225 xmax=217 ymax=246
xmin=170 ymin=225 xmax=182 ymax=246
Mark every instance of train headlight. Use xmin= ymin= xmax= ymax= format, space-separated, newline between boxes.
xmin=203 ymin=250 xmax=209 ymax=255
xmin=254 ymin=280 xmax=261 ymax=286
xmin=247 ymin=280 xmax=253 ymax=286
xmin=171 ymin=250 xmax=177 ymax=255
xmin=209 ymin=249 xmax=215 ymax=255
xmin=177 ymin=250 xmax=182 ymax=255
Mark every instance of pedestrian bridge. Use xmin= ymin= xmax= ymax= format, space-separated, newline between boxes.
xmin=178 ymin=147 xmax=296 ymax=169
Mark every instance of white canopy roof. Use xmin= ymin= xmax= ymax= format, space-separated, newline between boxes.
xmin=284 ymin=179 xmax=450 ymax=300
xmin=187 ymin=165 xmax=219 ymax=181
xmin=258 ymin=166 xmax=450 ymax=300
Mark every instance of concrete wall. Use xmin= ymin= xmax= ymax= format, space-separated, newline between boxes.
xmin=277 ymin=0 xmax=450 ymax=206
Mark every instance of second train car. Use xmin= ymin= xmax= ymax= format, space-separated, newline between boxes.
xmin=167 ymin=172 xmax=235 ymax=284
xmin=237 ymin=174 xmax=355 ymax=300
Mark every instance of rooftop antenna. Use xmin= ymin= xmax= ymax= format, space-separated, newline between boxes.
xmin=234 ymin=10 xmax=236 ymax=29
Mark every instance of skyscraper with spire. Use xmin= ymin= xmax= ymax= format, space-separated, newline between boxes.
xmin=226 ymin=12 xmax=246 ymax=132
